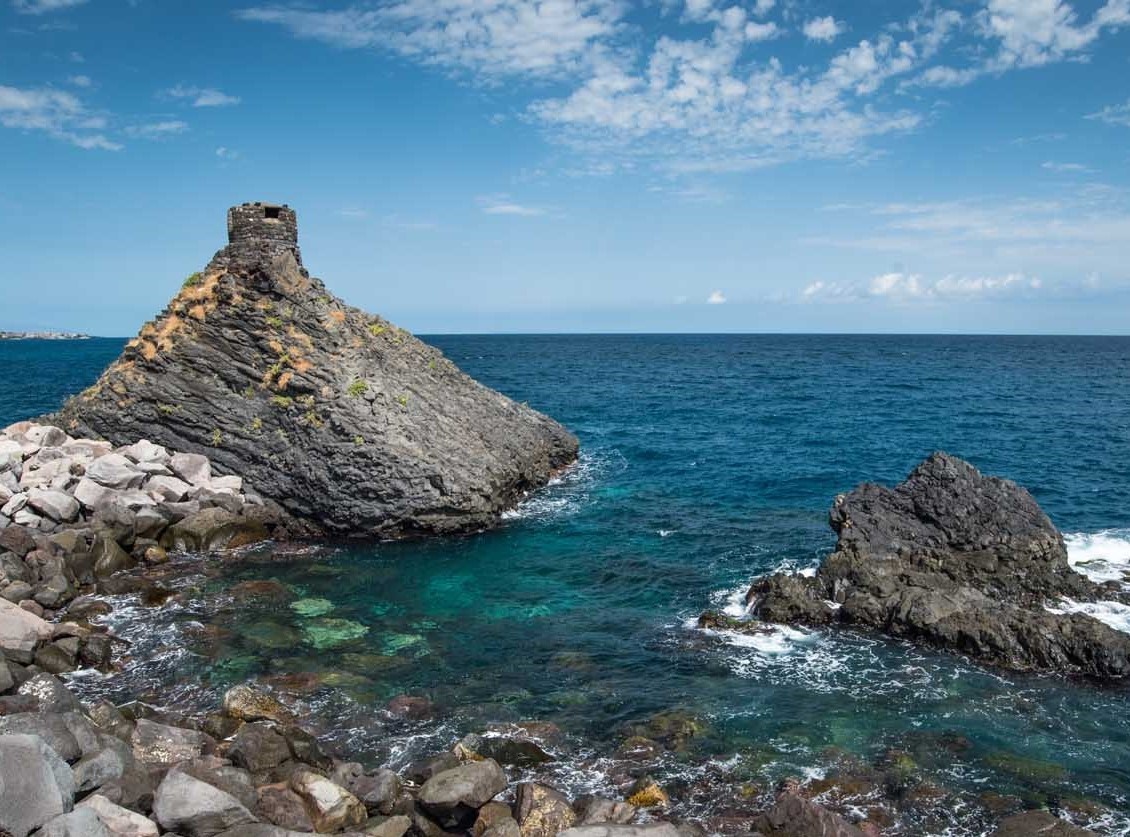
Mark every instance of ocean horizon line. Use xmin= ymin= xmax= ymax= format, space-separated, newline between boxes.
xmin=10 ymin=330 xmax=1130 ymax=340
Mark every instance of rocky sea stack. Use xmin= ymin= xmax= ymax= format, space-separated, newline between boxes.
xmin=723 ymin=453 xmax=1130 ymax=678
xmin=51 ymin=203 xmax=578 ymax=537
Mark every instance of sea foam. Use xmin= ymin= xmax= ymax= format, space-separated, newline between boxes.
xmin=1064 ymin=529 xmax=1130 ymax=587
xmin=1049 ymin=530 xmax=1130 ymax=635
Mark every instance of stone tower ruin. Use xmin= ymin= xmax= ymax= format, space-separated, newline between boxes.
xmin=225 ymin=202 xmax=299 ymax=263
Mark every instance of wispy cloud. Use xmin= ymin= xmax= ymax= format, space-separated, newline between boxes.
xmin=477 ymin=194 xmax=547 ymax=217
xmin=1010 ymin=132 xmax=1066 ymax=145
xmin=1042 ymin=160 xmax=1093 ymax=173
xmin=236 ymin=0 xmax=623 ymax=80
xmin=66 ymin=75 xmax=92 ymax=88
xmin=164 ymin=85 xmax=241 ymax=107
xmin=0 ymin=83 xmax=120 ymax=150
xmin=648 ymin=182 xmax=730 ymax=204
xmin=125 ymin=120 xmax=189 ymax=139
xmin=215 ymin=146 xmax=240 ymax=159
xmin=707 ymin=290 xmax=727 ymax=304
xmin=809 ymin=188 xmax=1130 ymax=285
xmin=1087 ymin=99 xmax=1130 ymax=127
xmin=11 ymin=0 xmax=88 ymax=14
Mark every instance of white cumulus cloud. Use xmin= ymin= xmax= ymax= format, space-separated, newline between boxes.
xmin=707 ymin=290 xmax=726 ymax=304
xmin=912 ymin=0 xmax=1130 ymax=88
xmin=802 ymin=272 xmax=1044 ymax=303
xmin=803 ymin=16 xmax=845 ymax=42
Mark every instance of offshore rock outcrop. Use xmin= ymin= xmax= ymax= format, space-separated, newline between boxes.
xmin=738 ymin=453 xmax=1130 ymax=678
xmin=52 ymin=204 xmax=578 ymax=537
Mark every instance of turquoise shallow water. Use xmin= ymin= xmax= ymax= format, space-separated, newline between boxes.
xmin=4 ymin=334 xmax=1130 ymax=835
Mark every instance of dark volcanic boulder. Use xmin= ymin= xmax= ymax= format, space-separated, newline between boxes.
xmin=751 ymin=786 xmax=865 ymax=836
xmin=747 ymin=453 xmax=1130 ymax=678
xmin=52 ymin=203 xmax=578 ymax=537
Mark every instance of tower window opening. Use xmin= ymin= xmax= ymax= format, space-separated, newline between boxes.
xmin=264 ymin=206 xmax=281 ymax=220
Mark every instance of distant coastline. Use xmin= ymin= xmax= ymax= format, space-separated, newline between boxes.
xmin=0 ymin=330 xmax=91 ymax=340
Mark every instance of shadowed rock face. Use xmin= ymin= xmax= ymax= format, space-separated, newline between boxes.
xmin=52 ymin=205 xmax=578 ymax=537
xmin=744 ymin=453 xmax=1130 ymax=678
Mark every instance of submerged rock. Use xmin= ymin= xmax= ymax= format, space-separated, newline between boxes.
xmin=222 ymin=685 xmax=295 ymax=725
xmin=301 ymin=617 xmax=369 ymax=649
xmin=751 ymin=783 xmax=866 ymax=837
xmin=51 ymin=203 xmax=578 ymax=537
xmin=989 ymin=811 xmax=1096 ymax=836
xmin=748 ymin=453 xmax=1130 ymax=678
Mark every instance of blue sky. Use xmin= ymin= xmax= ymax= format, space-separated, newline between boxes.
xmin=2 ymin=0 xmax=1129 ymax=335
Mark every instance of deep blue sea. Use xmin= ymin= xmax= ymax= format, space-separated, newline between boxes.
xmin=4 ymin=335 xmax=1130 ymax=836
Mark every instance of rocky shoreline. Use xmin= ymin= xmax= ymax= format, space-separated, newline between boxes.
xmin=2 ymin=424 xmax=1118 ymax=836
xmin=3 ymin=633 xmax=1093 ymax=837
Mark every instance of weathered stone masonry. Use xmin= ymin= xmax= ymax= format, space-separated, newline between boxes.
xmin=226 ymin=202 xmax=300 ymax=263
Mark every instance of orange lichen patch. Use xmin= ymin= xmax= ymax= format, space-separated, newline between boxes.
xmin=268 ymin=338 xmax=286 ymax=356
xmin=256 ymin=298 xmax=274 ymax=311
xmin=287 ymin=326 xmax=314 ymax=352
xmin=188 ymin=304 xmax=207 ymax=321
xmin=329 ymin=310 xmax=346 ymax=324
xmin=276 ymin=371 xmax=293 ymax=390
xmin=132 ymin=314 xmax=188 ymax=360
xmin=178 ymin=271 xmax=222 ymax=304
xmin=292 ymin=357 xmax=313 ymax=374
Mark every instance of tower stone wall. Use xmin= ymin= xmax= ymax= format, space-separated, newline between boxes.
xmin=225 ymin=202 xmax=299 ymax=263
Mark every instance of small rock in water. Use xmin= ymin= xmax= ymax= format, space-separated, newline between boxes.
xmin=222 ymin=685 xmax=295 ymax=725
xmin=625 ymin=778 xmax=669 ymax=809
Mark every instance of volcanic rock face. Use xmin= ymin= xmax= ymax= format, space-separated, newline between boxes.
xmin=53 ymin=203 xmax=578 ymax=537
xmin=742 ymin=453 xmax=1130 ymax=678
